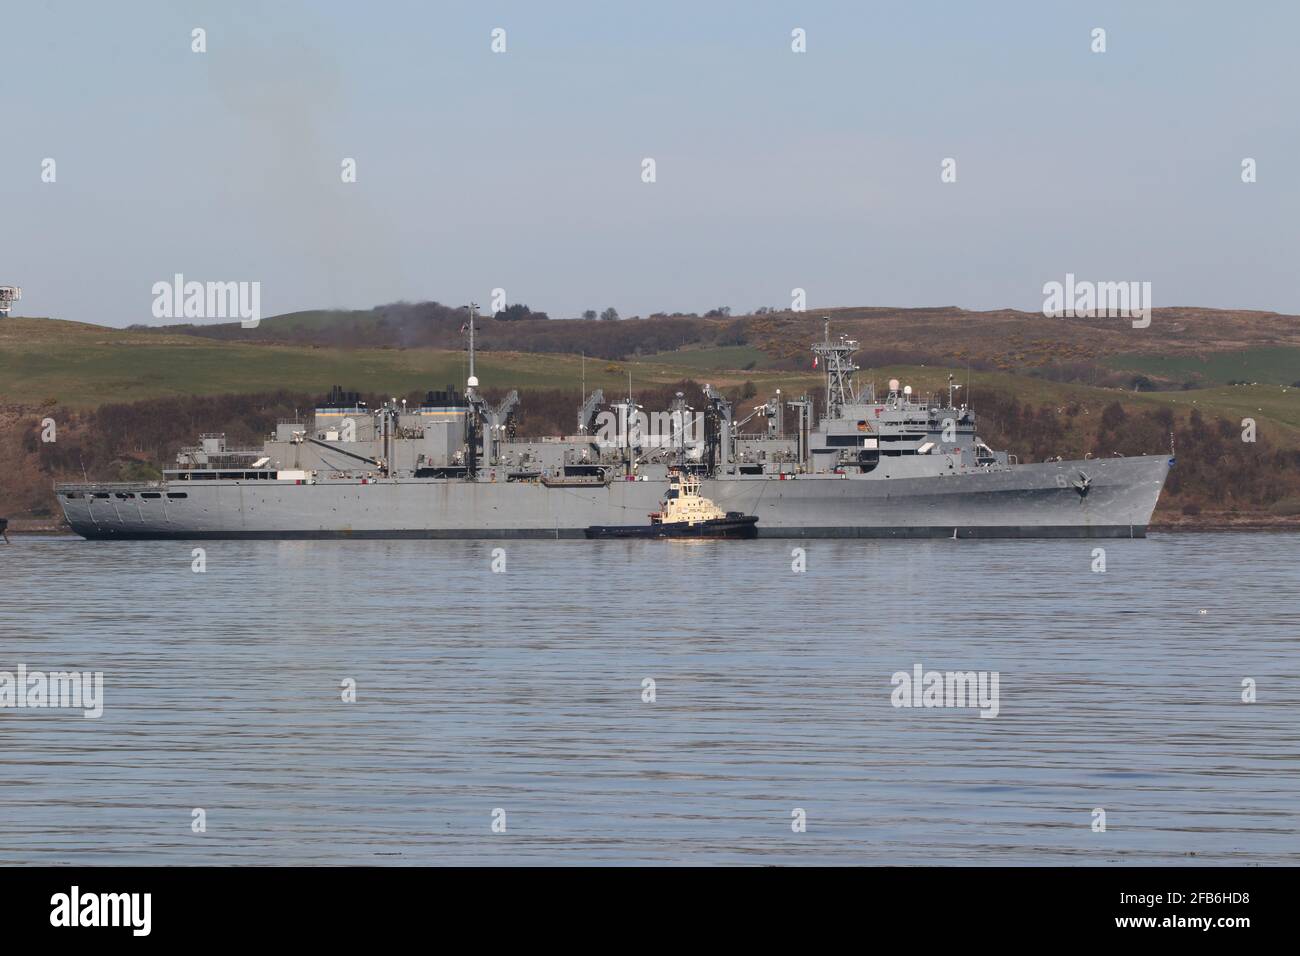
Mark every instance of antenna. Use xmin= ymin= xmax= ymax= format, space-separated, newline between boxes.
xmin=465 ymin=302 xmax=479 ymax=392
xmin=621 ymin=369 xmax=638 ymax=477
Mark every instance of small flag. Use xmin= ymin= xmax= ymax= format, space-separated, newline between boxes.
xmin=812 ymin=356 xmax=819 ymax=369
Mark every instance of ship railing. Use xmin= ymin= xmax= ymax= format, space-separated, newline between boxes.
xmin=180 ymin=449 xmax=263 ymax=455
xmin=54 ymin=480 xmax=166 ymax=492
xmin=177 ymin=447 xmax=264 ymax=458
xmin=173 ymin=459 xmax=241 ymax=468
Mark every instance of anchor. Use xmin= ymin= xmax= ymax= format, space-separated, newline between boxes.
xmin=1072 ymin=471 xmax=1092 ymax=498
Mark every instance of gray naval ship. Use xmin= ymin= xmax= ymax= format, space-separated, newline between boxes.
xmin=57 ymin=322 xmax=1171 ymax=539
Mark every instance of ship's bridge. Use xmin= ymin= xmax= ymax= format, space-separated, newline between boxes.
xmin=807 ymin=380 xmax=995 ymax=476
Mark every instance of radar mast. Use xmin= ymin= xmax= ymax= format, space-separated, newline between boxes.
xmin=810 ymin=319 xmax=859 ymax=417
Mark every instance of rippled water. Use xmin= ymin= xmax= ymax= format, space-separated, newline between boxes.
xmin=0 ymin=533 xmax=1296 ymax=865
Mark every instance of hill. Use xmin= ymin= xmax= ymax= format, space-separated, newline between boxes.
xmin=0 ymin=317 xmax=767 ymax=409
xmin=141 ymin=302 xmax=1300 ymax=386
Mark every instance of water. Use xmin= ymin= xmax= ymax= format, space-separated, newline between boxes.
xmin=0 ymin=533 xmax=1296 ymax=865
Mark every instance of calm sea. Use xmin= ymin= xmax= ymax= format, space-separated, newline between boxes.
xmin=0 ymin=533 xmax=1296 ymax=866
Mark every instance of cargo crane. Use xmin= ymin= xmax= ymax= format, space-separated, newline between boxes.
xmin=635 ymin=391 xmax=701 ymax=467
xmin=486 ymin=390 xmax=518 ymax=463
xmin=577 ymin=389 xmax=604 ymax=436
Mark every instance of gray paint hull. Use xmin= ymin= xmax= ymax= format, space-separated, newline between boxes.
xmin=59 ymin=455 xmax=1171 ymax=539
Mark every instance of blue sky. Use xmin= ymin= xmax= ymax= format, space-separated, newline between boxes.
xmin=2 ymin=0 xmax=1297 ymax=326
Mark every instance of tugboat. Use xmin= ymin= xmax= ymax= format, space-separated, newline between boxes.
xmin=585 ymin=471 xmax=759 ymax=539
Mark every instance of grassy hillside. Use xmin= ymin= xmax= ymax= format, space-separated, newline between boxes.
xmin=140 ymin=301 xmax=1300 ymax=372
xmin=1102 ymin=347 xmax=1300 ymax=387
xmin=0 ymin=318 xmax=775 ymax=408
xmin=643 ymin=345 xmax=777 ymax=370
xmin=9 ymin=317 xmax=1298 ymax=441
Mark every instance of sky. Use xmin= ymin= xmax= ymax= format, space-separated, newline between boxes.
xmin=2 ymin=0 xmax=1297 ymax=327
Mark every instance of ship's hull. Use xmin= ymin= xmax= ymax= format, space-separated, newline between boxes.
xmin=57 ymin=455 xmax=1171 ymax=540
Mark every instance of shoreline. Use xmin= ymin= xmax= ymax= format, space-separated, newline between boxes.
xmin=1150 ymin=514 xmax=1300 ymax=532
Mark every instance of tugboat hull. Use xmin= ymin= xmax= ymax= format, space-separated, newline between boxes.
xmin=584 ymin=514 xmax=759 ymax=540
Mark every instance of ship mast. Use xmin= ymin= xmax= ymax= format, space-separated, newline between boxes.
xmin=462 ymin=302 xmax=481 ymax=480
xmin=625 ymin=369 xmax=635 ymax=477
xmin=466 ymin=302 xmax=477 ymax=390
xmin=810 ymin=319 xmax=859 ymax=418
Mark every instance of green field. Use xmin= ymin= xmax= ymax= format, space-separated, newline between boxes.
xmin=1130 ymin=384 xmax=1300 ymax=433
xmin=643 ymin=345 xmax=776 ymax=370
xmin=4 ymin=317 xmax=1299 ymax=445
xmin=0 ymin=318 xmax=783 ymax=408
xmin=1103 ymin=347 xmax=1300 ymax=386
